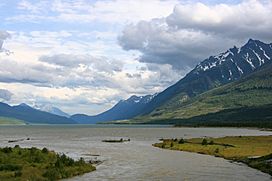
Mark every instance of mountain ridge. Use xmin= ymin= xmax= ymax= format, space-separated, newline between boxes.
xmin=0 ymin=102 xmax=76 ymax=124
xmin=129 ymin=61 xmax=272 ymax=125
xmin=34 ymin=104 xmax=70 ymax=118
xmin=73 ymin=39 xmax=272 ymax=124
xmin=71 ymin=94 xmax=157 ymax=124
xmin=138 ymin=39 xmax=272 ymax=116
xmin=2 ymin=39 xmax=271 ymax=125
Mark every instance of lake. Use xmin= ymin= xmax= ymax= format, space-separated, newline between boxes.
xmin=0 ymin=125 xmax=271 ymax=181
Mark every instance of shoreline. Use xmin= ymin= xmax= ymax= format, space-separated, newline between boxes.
xmin=153 ymin=135 xmax=272 ymax=176
xmin=2 ymin=123 xmax=271 ymax=134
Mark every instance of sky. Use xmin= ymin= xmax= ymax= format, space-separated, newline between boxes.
xmin=0 ymin=0 xmax=272 ymax=115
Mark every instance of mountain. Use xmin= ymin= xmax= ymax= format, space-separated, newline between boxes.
xmin=139 ymin=39 xmax=272 ymax=116
xmin=34 ymin=104 xmax=70 ymax=118
xmin=0 ymin=103 xmax=76 ymax=124
xmin=71 ymin=94 xmax=157 ymax=124
xmin=130 ymin=61 xmax=272 ymax=126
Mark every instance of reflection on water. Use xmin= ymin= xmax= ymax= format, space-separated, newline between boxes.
xmin=0 ymin=125 xmax=271 ymax=181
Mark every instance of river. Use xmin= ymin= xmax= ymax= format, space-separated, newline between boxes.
xmin=0 ymin=125 xmax=271 ymax=181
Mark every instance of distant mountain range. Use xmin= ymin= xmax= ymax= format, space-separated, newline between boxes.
xmin=34 ymin=104 xmax=70 ymax=118
xmin=71 ymin=94 xmax=157 ymax=124
xmin=0 ymin=94 xmax=158 ymax=124
xmin=0 ymin=103 xmax=75 ymax=124
xmin=1 ymin=39 xmax=271 ymax=126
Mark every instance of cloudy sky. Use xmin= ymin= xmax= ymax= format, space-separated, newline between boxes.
xmin=0 ymin=0 xmax=271 ymax=115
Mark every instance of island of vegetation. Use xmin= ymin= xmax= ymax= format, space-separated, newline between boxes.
xmin=0 ymin=145 xmax=96 ymax=180
xmin=102 ymin=138 xmax=130 ymax=143
xmin=153 ymin=135 xmax=272 ymax=175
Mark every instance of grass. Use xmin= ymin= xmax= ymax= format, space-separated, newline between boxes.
xmin=153 ymin=135 xmax=272 ymax=175
xmin=0 ymin=117 xmax=25 ymax=125
xmin=0 ymin=146 xmax=96 ymax=181
xmin=140 ymin=87 xmax=272 ymax=124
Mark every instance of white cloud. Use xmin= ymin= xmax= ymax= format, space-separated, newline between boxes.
xmin=0 ymin=49 xmax=174 ymax=114
xmin=18 ymin=0 xmax=48 ymax=14
xmin=119 ymin=0 xmax=272 ymax=69
xmin=166 ymin=0 xmax=272 ymax=39
xmin=0 ymin=35 xmax=173 ymax=114
xmin=9 ymin=0 xmax=178 ymax=24
xmin=3 ymin=0 xmax=271 ymax=115
xmin=1 ymin=1 xmax=184 ymax=114
xmin=0 ymin=89 xmax=13 ymax=101
xmin=39 ymin=54 xmax=123 ymax=73
xmin=0 ymin=30 xmax=11 ymax=54
xmin=0 ymin=82 xmax=122 ymax=114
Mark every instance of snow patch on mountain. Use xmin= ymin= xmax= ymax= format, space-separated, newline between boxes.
xmin=194 ymin=39 xmax=272 ymax=81
xmin=34 ymin=104 xmax=70 ymax=117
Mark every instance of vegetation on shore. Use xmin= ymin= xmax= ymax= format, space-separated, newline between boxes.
xmin=0 ymin=117 xmax=25 ymax=125
xmin=153 ymin=136 xmax=272 ymax=175
xmin=144 ymin=104 xmax=272 ymax=128
xmin=0 ymin=146 xmax=95 ymax=180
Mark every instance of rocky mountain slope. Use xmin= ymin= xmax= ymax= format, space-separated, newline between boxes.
xmin=130 ymin=62 xmax=272 ymax=127
xmin=139 ymin=39 xmax=272 ymax=116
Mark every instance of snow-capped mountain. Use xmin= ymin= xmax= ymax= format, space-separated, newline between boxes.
xmin=0 ymin=102 xmax=75 ymax=124
xmin=194 ymin=39 xmax=272 ymax=82
xmin=34 ymin=104 xmax=70 ymax=118
xmin=71 ymin=94 xmax=157 ymax=123
xmin=121 ymin=94 xmax=158 ymax=104
xmin=141 ymin=39 xmax=272 ymax=115
xmin=73 ymin=39 xmax=272 ymax=122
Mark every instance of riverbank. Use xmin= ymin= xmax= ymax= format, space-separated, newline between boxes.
xmin=153 ymin=135 xmax=272 ymax=175
xmin=0 ymin=117 xmax=25 ymax=125
xmin=0 ymin=146 xmax=96 ymax=180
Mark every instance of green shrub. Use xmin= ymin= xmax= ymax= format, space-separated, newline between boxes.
xmin=202 ymin=139 xmax=208 ymax=145
xmin=55 ymin=159 xmax=64 ymax=169
xmin=42 ymin=147 xmax=49 ymax=154
xmin=77 ymin=158 xmax=85 ymax=166
xmin=43 ymin=168 xmax=61 ymax=181
xmin=1 ymin=147 xmax=12 ymax=153
xmin=15 ymin=170 xmax=22 ymax=177
xmin=178 ymin=139 xmax=185 ymax=144
xmin=0 ymin=164 xmax=22 ymax=171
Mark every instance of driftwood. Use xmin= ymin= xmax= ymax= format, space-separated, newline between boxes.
xmin=8 ymin=138 xmax=30 ymax=143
